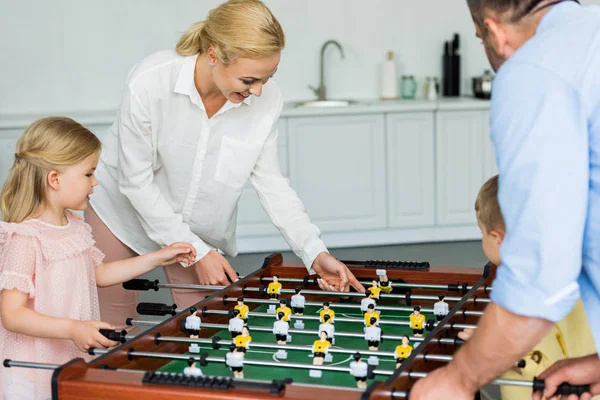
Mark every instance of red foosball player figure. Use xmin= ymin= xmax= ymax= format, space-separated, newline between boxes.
xmin=364 ymin=318 xmax=382 ymax=351
xmin=410 ymin=306 xmax=426 ymax=337
xmin=225 ymin=343 xmax=245 ymax=379
xmin=268 ymin=275 xmax=282 ymax=300
xmin=183 ymin=358 xmax=204 ymax=377
xmin=235 ymin=297 xmax=249 ymax=325
xmin=319 ymin=302 xmax=335 ymax=324
xmin=368 ymin=279 xmax=382 ymax=302
xmin=433 ymin=293 xmax=449 ymax=322
xmin=276 ymin=299 xmax=292 ymax=322
xmin=376 ymin=269 xmax=393 ymax=294
xmin=363 ymin=304 xmax=380 ymax=327
xmin=394 ymin=335 xmax=413 ymax=369
xmin=235 ymin=326 xmax=252 ymax=353
xmin=349 ymin=352 xmax=369 ymax=389
xmin=228 ymin=309 xmax=244 ymax=339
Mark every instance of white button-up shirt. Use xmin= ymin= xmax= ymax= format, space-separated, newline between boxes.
xmin=91 ymin=50 xmax=327 ymax=269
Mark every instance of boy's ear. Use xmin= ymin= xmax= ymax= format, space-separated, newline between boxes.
xmin=490 ymin=229 xmax=505 ymax=245
xmin=47 ymin=170 xmax=60 ymax=191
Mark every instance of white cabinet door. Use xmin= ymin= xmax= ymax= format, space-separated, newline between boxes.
xmin=481 ymin=111 xmax=498 ymax=179
xmin=436 ymin=110 xmax=490 ymax=226
xmin=386 ymin=112 xmax=435 ymax=228
xmin=287 ymin=114 xmax=386 ymax=232
xmin=236 ymin=119 xmax=289 ymax=237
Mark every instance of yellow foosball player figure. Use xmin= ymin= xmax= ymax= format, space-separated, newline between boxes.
xmin=376 ymin=269 xmax=393 ymax=294
xmin=234 ymin=297 xmax=249 ymax=325
xmin=368 ymin=279 xmax=382 ymax=302
xmin=268 ymin=274 xmax=282 ymax=300
xmin=312 ymin=331 xmax=331 ymax=366
xmin=409 ymin=306 xmax=425 ymax=337
xmin=349 ymin=352 xmax=369 ymax=389
xmin=462 ymin=175 xmax=597 ymax=400
xmin=363 ymin=304 xmax=380 ymax=327
xmin=276 ymin=299 xmax=292 ymax=322
xmin=394 ymin=335 xmax=413 ymax=369
xmin=319 ymin=302 xmax=335 ymax=324
xmin=234 ymin=326 xmax=252 ymax=354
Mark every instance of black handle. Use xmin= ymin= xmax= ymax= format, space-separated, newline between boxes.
xmin=122 ymin=279 xmax=159 ymax=291
xmin=99 ymin=329 xmax=127 ymax=343
xmin=533 ymin=378 xmax=590 ymax=396
xmin=137 ymin=302 xmax=177 ymax=316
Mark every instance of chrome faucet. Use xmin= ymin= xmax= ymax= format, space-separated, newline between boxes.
xmin=308 ymin=39 xmax=345 ymax=101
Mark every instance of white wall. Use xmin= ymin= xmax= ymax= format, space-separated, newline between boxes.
xmin=1 ymin=0 xmax=599 ymax=115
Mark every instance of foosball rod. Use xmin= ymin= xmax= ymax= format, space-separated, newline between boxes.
xmin=136 ymin=302 xmax=477 ymax=330
xmin=221 ymin=297 xmax=484 ymax=317
xmin=2 ymin=359 xmax=146 ymax=374
xmin=384 ymin=372 xmax=590 ymax=398
xmin=126 ymin=319 xmax=467 ymax=345
xmin=256 ymin=276 xmax=490 ymax=293
xmin=89 ymin=347 xmax=396 ymax=376
xmin=123 ymin=279 xmax=491 ymax=304
xmin=127 ymin=335 xmax=525 ymax=368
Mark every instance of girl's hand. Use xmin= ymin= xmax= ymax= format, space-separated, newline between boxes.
xmin=193 ymin=250 xmax=239 ymax=286
xmin=158 ymin=242 xmax=196 ymax=266
xmin=69 ymin=320 xmax=120 ymax=352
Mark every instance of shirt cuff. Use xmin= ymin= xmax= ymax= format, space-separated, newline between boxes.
xmin=181 ymin=238 xmax=215 ymax=267
xmin=302 ymin=238 xmax=329 ymax=274
xmin=490 ymin=265 xmax=580 ymax=323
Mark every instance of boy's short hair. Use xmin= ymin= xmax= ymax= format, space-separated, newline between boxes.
xmin=475 ymin=174 xmax=505 ymax=232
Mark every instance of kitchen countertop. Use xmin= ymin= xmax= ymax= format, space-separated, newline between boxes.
xmin=0 ymin=97 xmax=490 ymax=129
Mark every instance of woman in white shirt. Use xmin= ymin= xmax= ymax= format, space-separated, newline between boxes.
xmin=85 ymin=0 xmax=363 ymax=329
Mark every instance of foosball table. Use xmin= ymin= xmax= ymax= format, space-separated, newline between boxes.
xmin=9 ymin=252 xmax=533 ymax=399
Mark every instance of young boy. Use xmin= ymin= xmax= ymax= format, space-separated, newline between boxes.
xmin=468 ymin=175 xmax=596 ymax=400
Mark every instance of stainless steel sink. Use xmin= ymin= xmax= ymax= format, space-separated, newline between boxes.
xmin=290 ymin=99 xmax=357 ymax=108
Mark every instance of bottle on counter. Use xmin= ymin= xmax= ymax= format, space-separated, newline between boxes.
xmin=401 ymin=75 xmax=417 ymax=100
xmin=427 ymin=77 xmax=438 ymax=101
xmin=380 ymin=50 xmax=399 ymax=100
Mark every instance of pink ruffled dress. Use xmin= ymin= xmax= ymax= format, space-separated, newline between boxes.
xmin=0 ymin=211 xmax=104 ymax=400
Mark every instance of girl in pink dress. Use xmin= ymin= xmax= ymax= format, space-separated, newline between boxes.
xmin=0 ymin=117 xmax=196 ymax=400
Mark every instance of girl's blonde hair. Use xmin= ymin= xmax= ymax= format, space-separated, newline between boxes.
xmin=0 ymin=117 xmax=101 ymax=223
xmin=176 ymin=0 xmax=285 ymax=64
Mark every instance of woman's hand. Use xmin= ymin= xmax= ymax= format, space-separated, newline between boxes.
xmin=193 ymin=250 xmax=239 ymax=286
xmin=157 ymin=242 xmax=196 ymax=266
xmin=69 ymin=320 xmax=120 ymax=352
xmin=458 ymin=328 xmax=475 ymax=341
xmin=311 ymin=252 xmax=364 ymax=293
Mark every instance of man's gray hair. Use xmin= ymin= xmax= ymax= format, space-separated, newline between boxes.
xmin=467 ymin=0 xmax=577 ymax=24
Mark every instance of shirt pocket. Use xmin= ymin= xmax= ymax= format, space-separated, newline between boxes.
xmin=214 ymin=136 xmax=262 ymax=188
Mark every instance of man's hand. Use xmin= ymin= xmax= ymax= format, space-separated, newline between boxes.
xmin=193 ymin=250 xmax=239 ymax=286
xmin=458 ymin=328 xmax=475 ymax=341
xmin=409 ymin=366 xmax=475 ymax=400
xmin=533 ymin=354 xmax=600 ymax=400
xmin=311 ymin=252 xmax=364 ymax=293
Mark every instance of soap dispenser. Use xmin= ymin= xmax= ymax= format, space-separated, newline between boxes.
xmin=381 ymin=51 xmax=399 ymax=100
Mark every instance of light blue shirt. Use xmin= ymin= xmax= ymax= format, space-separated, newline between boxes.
xmin=489 ymin=1 xmax=600 ymax=351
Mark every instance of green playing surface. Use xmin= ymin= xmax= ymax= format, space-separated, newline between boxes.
xmin=158 ymin=304 xmax=434 ymax=388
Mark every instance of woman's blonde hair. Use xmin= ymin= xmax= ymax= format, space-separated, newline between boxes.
xmin=176 ymin=0 xmax=285 ymax=64
xmin=0 ymin=117 xmax=101 ymax=223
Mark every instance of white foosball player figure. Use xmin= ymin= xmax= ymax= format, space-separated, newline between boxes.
xmin=433 ymin=293 xmax=450 ymax=321
xmin=225 ymin=343 xmax=245 ymax=379
xmin=273 ymin=312 xmax=290 ymax=359
xmin=228 ymin=309 xmax=245 ymax=339
xmin=349 ymin=352 xmax=369 ymax=389
xmin=361 ymin=290 xmax=376 ymax=313
xmin=185 ymin=307 xmax=201 ymax=353
xmin=364 ymin=318 xmax=382 ymax=351
xmin=183 ymin=358 xmax=203 ymax=377
xmin=318 ymin=314 xmax=335 ymax=345
xmin=291 ymin=286 xmax=306 ymax=315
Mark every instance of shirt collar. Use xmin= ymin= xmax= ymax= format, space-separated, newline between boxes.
xmin=537 ymin=0 xmax=580 ymax=34
xmin=174 ymin=54 xmax=253 ymax=112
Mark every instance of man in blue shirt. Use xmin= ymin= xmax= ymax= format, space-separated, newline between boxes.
xmin=411 ymin=1 xmax=600 ymax=398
